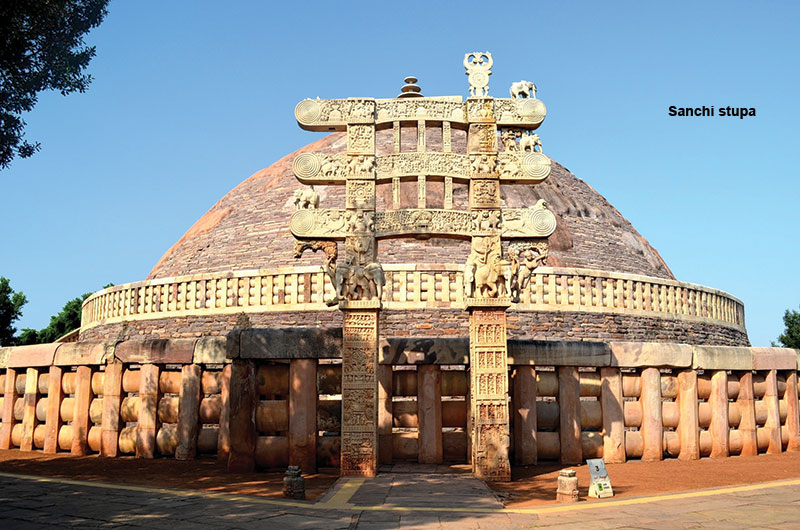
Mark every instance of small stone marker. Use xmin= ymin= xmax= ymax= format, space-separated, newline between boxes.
xmin=283 ymin=466 xmax=306 ymax=500
xmin=556 ymin=469 xmax=579 ymax=502
xmin=586 ymin=458 xmax=613 ymax=498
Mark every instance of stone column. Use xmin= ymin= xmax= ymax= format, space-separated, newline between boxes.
xmin=340 ymin=303 xmax=380 ymax=477
xmin=467 ymin=301 xmax=511 ymax=481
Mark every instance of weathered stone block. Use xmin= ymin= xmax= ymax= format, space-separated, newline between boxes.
xmin=193 ymin=336 xmax=228 ymax=364
xmin=751 ymin=347 xmax=797 ymax=370
xmin=508 ymin=340 xmax=610 ymax=367
xmin=0 ymin=347 xmax=10 ymax=369
xmin=7 ymin=343 xmax=59 ymax=368
xmin=236 ymin=328 xmax=341 ymax=359
xmin=693 ymin=346 xmax=753 ymax=371
xmin=380 ymin=338 xmax=468 ymax=365
xmin=610 ymin=342 xmax=692 ymax=368
xmin=54 ymin=342 xmax=115 ymax=366
xmin=116 ymin=339 xmax=196 ymax=364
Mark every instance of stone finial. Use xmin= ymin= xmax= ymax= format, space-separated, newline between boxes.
xmin=397 ymin=76 xmax=423 ymax=98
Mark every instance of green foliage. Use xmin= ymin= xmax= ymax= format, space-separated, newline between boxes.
xmin=776 ymin=307 xmax=800 ymax=349
xmin=16 ymin=292 xmax=92 ymax=345
xmin=0 ymin=277 xmax=28 ymax=346
xmin=0 ymin=0 xmax=109 ymax=169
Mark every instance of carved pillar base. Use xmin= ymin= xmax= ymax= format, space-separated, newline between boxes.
xmin=467 ymin=299 xmax=511 ymax=482
xmin=340 ymin=302 xmax=380 ymax=477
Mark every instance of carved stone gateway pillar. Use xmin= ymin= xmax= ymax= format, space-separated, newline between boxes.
xmin=340 ymin=303 xmax=380 ymax=476
xmin=467 ymin=301 xmax=512 ymax=481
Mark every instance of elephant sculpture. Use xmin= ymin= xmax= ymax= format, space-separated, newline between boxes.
xmin=519 ymin=132 xmax=542 ymax=153
xmin=332 ymin=258 xmax=385 ymax=302
xmin=293 ymin=186 xmax=319 ymax=209
xmin=472 ymin=256 xmax=512 ymax=298
xmin=509 ymin=80 xmax=537 ymax=99
xmin=363 ymin=262 xmax=385 ymax=301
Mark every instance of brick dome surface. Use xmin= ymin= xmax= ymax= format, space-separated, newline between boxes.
xmin=148 ymin=132 xmax=673 ymax=280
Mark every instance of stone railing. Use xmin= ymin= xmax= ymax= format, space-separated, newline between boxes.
xmin=1 ymin=338 xmax=797 ymax=467
xmin=81 ymin=265 xmax=745 ymax=331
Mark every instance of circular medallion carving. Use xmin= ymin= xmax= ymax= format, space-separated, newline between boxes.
xmin=294 ymin=99 xmax=321 ymax=124
xmin=290 ymin=210 xmax=316 ymax=236
xmin=521 ymin=152 xmax=551 ymax=181
xmin=519 ymin=99 xmax=547 ymax=122
xmin=293 ymin=153 xmax=321 ymax=179
xmin=529 ymin=208 xmax=557 ymax=236
xmin=469 ymin=72 xmax=489 ymax=89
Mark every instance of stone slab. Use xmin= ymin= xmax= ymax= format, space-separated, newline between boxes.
xmin=693 ymin=346 xmax=754 ymax=371
xmin=507 ymin=339 xmax=611 ymax=367
xmin=751 ymin=347 xmax=798 ymax=370
xmin=610 ymin=342 xmax=693 ymax=368
xmin=230 ymin=328 xmax=342 ymax=360
xmin=54 ymin=342 xmax=115 ymax=366
xmin=193 ymin=336 xmax=228 ymax=365
xmin=379 ymin=338 xmax=469 ymax=365
xmin=7 ymin=343 xmax=60 ymax=368
xmin=115 ymin=339 xmax=197 ymax=364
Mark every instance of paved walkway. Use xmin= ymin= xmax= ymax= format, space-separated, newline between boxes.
xmin=1 ymin=470 xmax=800 ymax=528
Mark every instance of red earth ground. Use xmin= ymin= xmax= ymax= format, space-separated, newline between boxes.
xmin=491 ymin=452 xmax=800 ymax=508
xmin=1 ymin=450 xmax=799 ymax=507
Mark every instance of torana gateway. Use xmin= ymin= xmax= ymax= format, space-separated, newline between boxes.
xmin=1 ymin=54 xmax=798 ymax=482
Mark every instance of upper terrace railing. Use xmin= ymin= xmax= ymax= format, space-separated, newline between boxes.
xmin=81 ymin=265 xmax=745 ymax=331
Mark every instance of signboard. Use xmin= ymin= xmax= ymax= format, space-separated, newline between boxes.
xmin=586 ymin=458 xmax=614 ymax=498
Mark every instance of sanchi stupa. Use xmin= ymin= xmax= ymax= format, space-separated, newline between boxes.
xmin=1 ymin=53 xmax=798 ymax=482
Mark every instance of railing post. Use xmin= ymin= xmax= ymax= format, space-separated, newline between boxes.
xmin=677 ymin=369 xmax=699 ymax=460
xmin=44 ymin=366 xmax=64 ymax=454
xmin=600 ymin=367 xmax=625 ymax=463
xmin=558 ymin=366 xmax=582 ymax=464
xmin=175 ymin=364 xmax=202 ymax=461
xmin=20 ymin=368 xmax=39 ymax=451
xmin=289 ymin=359 xmax=317 ymax=473
xmin=417 ymin=364 xmax=443 ymax=464
xmin=709 ymin=370 xmax=729 ymax=458
xmin=640 ymin=367 xmax=663 ymax=461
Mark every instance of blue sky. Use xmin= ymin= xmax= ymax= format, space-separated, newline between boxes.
xmin=2 ymin=1 xmax=798 ymax=347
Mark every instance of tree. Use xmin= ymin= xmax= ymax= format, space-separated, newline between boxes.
xmin=0 ymin=277 xmax=27 ymax=346
xmin=17 ymin=292 xmax=92 ymax=345
xmin=0 ymin=0 xmax=109 ymax=169
xmin=776 ymin=307 xmax=800 ymax=349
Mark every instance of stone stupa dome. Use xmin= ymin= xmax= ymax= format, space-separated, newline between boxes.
xmin=80 ymin=130 xmax=747 ymax=346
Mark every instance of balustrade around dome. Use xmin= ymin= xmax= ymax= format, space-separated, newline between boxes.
xmin=81 ymin=265 xmax=745 ymax=332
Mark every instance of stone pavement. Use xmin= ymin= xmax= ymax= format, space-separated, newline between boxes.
xmin=1 ymin=469 xmax=800 ymax=529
